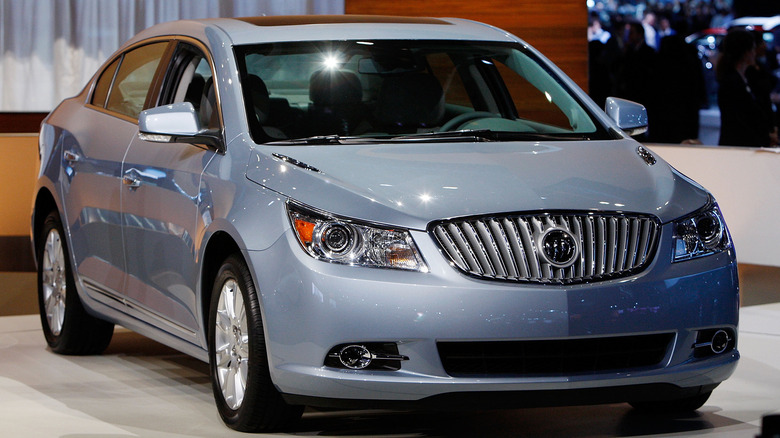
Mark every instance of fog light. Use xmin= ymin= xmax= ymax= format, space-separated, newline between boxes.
xmin=325 ymin=342 xmax=410 ymax=371
xmin=710 ymin=330 xmax=729 ymax=354
xmin=338 ymin=345 xmax=372 ymax=369
xmin=693 ymin=328 xmax=734 ymax=358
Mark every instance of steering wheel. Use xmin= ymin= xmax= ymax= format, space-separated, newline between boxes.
xmin=439 ymin=111 xmax=500 ymax=132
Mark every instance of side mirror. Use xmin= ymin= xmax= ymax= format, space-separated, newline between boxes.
xmin=605 ymin=97 xmax=648 ymax=137
xmin=138 ymin=102 xmax=223 ymax=150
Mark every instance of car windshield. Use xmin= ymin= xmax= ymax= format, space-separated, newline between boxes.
xmin=235 ymin=40 xmax=609 ymax=144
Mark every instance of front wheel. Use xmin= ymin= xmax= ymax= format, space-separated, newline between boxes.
xmin=37 ymin=211 xmax=114 ymax=355
xmin=208 ymin=254 xmax=303 ymax=432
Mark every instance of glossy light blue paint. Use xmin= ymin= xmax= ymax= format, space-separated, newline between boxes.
xmin=33 ymin=16 xmax=739 ymax=411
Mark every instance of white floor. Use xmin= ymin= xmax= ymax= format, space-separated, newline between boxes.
xmin=1 ymin=305 xmax=778 ymax=437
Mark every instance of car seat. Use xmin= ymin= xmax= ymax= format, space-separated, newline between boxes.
xmin=374 ymin=73 xmax=445 ymax=133
xmin=308 ymin=69 xmax=364 ymax=136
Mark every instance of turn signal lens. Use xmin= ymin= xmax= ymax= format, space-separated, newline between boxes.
xmin=294 ymin=219 xmax=315 ymax=244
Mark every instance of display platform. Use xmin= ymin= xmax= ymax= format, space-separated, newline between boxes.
xmin=0 ymin=306 xmax=778 ymax=437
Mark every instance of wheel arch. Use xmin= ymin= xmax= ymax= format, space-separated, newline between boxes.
xmin=200 ymin=230 xmax=242 ymax=330
xmin=32 ymin=188 xmax=59 ymax=266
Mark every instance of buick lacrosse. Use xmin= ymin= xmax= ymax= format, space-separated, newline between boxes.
xmin=32 ymin=15 xmax=738 ymax=432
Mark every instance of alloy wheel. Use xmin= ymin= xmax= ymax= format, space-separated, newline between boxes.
xmin=41 ymin=229 xmax=67 ymax=336
xmin=214 ymin=278 xmax=249 ymax=410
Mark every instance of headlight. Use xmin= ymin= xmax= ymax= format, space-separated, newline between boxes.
xmin=672 ymin=203 xmax=731 ymax=262
xmin=287 ymin=202 xmax=428 ymax=272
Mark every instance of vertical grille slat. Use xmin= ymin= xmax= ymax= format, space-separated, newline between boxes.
xmin=596 ymin=216 xmax=607 ymax=276
xmin=606 ymin=217 xmax=617 ymax=274
xmin=432 ymin=212 xmax=660 ymax=284
xmin=503 ymin=218 xmax=530 ymax=279
xmin=447 ymin=223 xmax=482 ymax=275
xmin=489 ymin=219 xmax=517 ymax=278
xmin=433 ymin=226 xmax=468 ymax=271
xmin=627 ymin=220 xmax=640 ymax=267
xmin=516 ymin=218 xmax=541 ymax=279
xmin=463 ymin=221 xmax=495 ymax=277
xmin=583 ymin=216 xmax=595 ymax=278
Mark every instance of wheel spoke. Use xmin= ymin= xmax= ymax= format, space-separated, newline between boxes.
xmin=224 ymin=366 xmax=238 ymax=408
xmin=216 ymin=349 xmax=232 ymax=368
xmin=214 ymin=274 xmax=249 ymax=411
xmin=41 ymin=229 xmax=66 ymax=336
xmin=44 ymin=289 xmax=57 ymax=316
xmin=224 ymin=280 xmax=237 ymax=320
xmin=233 ymin=363 xmax=246 ymax=406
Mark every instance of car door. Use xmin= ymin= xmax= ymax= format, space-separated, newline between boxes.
xmin=120 ymin=42 xmax=220 ymax=336
xmin=64 ymin=41 xmax=170 ymax=300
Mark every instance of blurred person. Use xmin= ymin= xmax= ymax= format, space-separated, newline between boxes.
xmin=657 ymin=16 xmax=676 ymax=40
xmin=717 ymin=29 xmax=775 ymax=146
xmin=588 ymin=13 xmax=612 ymax=44
xmin=616 ymin=21 xmax=657 ymax=118
xmin=588 ymin=13 xmax=621 ymax=107
xmin=710 ymin=3 xmax=733 ymax=28
xmin=651 ymin=34 xmax=706 ymax=143
xmin=643 ymin=12 xmax=658 ymax=50
xmin=746 ymin=31 xmax=780 ymax=143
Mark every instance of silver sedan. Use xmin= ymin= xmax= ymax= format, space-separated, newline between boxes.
xmin=32 ymin=15 xmax=739 ymax=432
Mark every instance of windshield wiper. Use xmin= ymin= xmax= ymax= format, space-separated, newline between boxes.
xmin=380 ymin=130 xmax=591 ymax=142
xmin=266 ymin=130 xmax=590 ymax=145
xmin=386 ymin=129 xmax=499 ymax=142
xmin=266 ymin=132 xmax=494 ymax=145
xmin=266 ymin=135 xmax=347 ymax=145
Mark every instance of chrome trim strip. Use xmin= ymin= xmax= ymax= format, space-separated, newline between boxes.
xmin=82 ymin=278 xmax=197 ymax=338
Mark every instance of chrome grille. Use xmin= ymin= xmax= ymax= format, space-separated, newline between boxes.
xmin=431 ymin=212 xmax=660 ymax=284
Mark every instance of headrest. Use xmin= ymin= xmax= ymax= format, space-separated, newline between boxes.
xmin=245 ymin=74 xmax=271 ymax=123
xmin=184 ymin=73 xmax=205 ymax=109
xmin=309 ymin=69 xmax=362 ymax=106
xmin=374 ymin=73 xmax=444 ymax=128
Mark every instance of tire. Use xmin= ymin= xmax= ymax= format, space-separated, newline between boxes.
xmin=207 ymin=254 xmax=303 ymax=432
xmin=629 ymin=391 xmax=712 ymax=413
xmin=37 ymin=210 xmax=114 ymax=355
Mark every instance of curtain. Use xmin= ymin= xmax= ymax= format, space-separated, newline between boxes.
xmin=0 ymin=0 xmax=344 ymax=112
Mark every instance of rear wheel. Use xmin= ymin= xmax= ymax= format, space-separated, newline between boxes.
xmin=208 ymin=254 xmax=303 ymax=432
xmin=37 ymin=211 xmax=114 ymax=355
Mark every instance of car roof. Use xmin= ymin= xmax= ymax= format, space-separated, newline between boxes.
xmin=728 ymin=15 xmax=780 ymax=32
xmin=124 ymin=15 xmax=520 ymax=49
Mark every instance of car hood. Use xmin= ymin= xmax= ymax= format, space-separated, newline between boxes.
xmin=246 ymin=139 xmax=709 ymax=230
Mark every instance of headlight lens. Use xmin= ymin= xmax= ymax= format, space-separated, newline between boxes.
xmin=672 ymin=203 xmax=731 ymax=262
xmin=287 ymin=202 xmax=428 ymax=272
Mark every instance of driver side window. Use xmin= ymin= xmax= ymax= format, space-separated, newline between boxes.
xmin=166 ymin=45 xmax=219 ymax=130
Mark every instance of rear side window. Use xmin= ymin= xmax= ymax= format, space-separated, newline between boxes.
xmin=105 ymin=42 xmax=168 ymax=119
xmin=92 ymin=58 xmax=120 ymax=108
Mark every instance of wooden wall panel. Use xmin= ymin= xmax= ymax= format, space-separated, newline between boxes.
xmin=0 ymin=134 xmax=39 ymax=271
xmin=0 ymin=113 xmax=48 ymax=133
xmin=345 ymin=0 xmax=588 ymax=91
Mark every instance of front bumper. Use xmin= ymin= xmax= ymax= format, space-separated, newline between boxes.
xmin=246 ymin=221 xmax=739 ymax=404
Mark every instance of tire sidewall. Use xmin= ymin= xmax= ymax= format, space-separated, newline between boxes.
xmin=37 ymin=211 xmax=73 ymax=350
xmin=207 ymin=255 xmax=264 ymax=429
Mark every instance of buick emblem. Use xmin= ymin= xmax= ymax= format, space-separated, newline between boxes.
xmin=538 ymin=227 xmax=579 ymax=268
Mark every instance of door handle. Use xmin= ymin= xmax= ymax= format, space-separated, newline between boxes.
xmin=64 ymin=151 xmax=81 ymax=162
xmin=122 ymin=175 xmax=141 ymax=189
